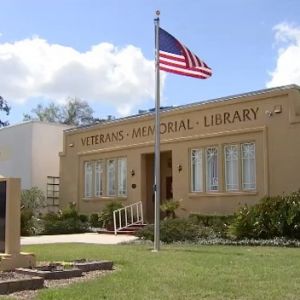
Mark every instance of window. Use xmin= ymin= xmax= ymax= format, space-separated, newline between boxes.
xmin=84 ymin=162 xmax=93 ymax=198
xmin=95 ymin=160 xmax=104 ymax=197
xmin=84 ymin=157 xmax=127 ymax=198
xmin=241 ymin=143 xmax=256 ymax=190
xmin=224 ymin=145 xmax=239 ymax=191
xmin=191 ymin=149 xmax=203 ymax=192
xmin=107 ymin=159 xmax=117 ymax=196
xmin=206 ymin=147 xmax=218 ymax=191
xmin=190 ymin=142 xmax=256 ymax=193
xmin=118 ymin=158 xmax=127 ymax=196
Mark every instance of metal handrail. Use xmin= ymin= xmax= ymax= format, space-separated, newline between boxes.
xmin=113 ymin=201 xmax=144 ymax=235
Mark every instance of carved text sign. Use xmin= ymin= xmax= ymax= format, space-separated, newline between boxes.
xmin=80 ymin=107 xmax=259 ymax=147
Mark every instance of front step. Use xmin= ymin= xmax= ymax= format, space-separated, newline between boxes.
xmin=97 ymin=223 xmax=147 ymax=235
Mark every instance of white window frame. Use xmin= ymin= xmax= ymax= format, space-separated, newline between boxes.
xmin=107 ymin=159 xmax=117 ymax=196
xmin=191 ymin=149 xmax=203 ymax=192
xmin=95 ymin=160 xmax=104 ymax=197
xmin=84 ymin=161 xmax=93 ymax=198
xmin=206 ymin=147 xmax=219 ymax=192
xmin=241 ymin=143 xmax=256 ymax=191
xmin=118 ymin=157 xmax=127 ymax=197
xmin=224 ymin=144 xmax=240 ymax=191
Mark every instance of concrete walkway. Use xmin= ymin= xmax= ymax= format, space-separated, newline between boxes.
xmin=21 ymin=233 xmax=138 ymax=245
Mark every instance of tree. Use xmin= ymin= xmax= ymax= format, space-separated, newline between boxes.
xmin=23 ymin=97 xmax=96 ymax=126
xmin=23 ymin=103 xmax=61 ymax=123
xmin=0 ymin=96 xmax=11 ymax=127
xmin=62 ymin=97 xmax=94 ymax=125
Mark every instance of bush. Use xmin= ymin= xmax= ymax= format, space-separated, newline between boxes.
xmin=99 ymin=201 xmax=123 ymax=230
xmin=60 ymin=202 xmax=78 ymax=219
xmin=79 ymin=214 xmax=88 ymax=223
xmin=21 ymin=209 xmax=34 ymax=236
xmin=229 ymin=191 xmax=300 ymax=239
xmin=89 ymin=213 xmax=100 ymax=227
xmin=137 ymin=218 xmax=201 ymax=243
xmin=189 ymin=214 xmax=234 ymax=238
xmin=43 ymin=218 xmax=89 ymax=235
xmin=21 ymin=187 xmax=46 ymax=236
xmin=21 ymin=187 xmax=46 ymax=212
xmin=160 ymin=199 xmax=182 ymax=219
xmin=42 ymin=202 xmax=89 ymax=235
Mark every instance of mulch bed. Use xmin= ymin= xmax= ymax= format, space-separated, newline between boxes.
xmin=0 ymin=261 xmax=114 ymax=299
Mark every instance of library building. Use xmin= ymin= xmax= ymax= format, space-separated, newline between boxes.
xmin=59 ymin=84 xmax=300 ymax=221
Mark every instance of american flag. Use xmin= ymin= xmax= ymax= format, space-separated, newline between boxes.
xmin=159 ymin=27 xmax=212 ymax=79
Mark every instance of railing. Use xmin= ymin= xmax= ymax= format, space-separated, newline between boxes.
xmin=113 ymin=201 xmax=144 ymax=235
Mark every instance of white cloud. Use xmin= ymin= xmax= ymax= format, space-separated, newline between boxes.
xmin=267 ymin=23 xmax=300 ymax=88
xmin=0 ymin=37 xmax=159 ymax=116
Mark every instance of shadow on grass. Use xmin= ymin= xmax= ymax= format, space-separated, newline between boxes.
xmin=145 ymin=245 xmax=245 ymax=256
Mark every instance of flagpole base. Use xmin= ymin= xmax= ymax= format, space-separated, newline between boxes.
xmin=151 ymin=249 xmax=159 ymax=253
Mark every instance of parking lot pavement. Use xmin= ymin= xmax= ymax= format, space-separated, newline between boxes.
xmin=21 ymin=232 xmax=138 ymax=245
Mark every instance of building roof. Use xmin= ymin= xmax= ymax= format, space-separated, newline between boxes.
xmin=65 ymin=84 xmax=300 ymax=133
xmin=0 ymin=120 xmax=72 ymax=131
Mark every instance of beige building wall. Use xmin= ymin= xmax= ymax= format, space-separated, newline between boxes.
xmin=59 ymin=85 xmax=300 ymax=218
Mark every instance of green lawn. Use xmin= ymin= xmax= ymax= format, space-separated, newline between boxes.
xmin=17 ymin=243 xmax=300 ymax=299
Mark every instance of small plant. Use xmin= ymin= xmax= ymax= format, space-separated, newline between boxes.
xmin=98 ymin=201 xmax=123 ymax=230
xmin=160 ymin=199 xmax=182 ymax=219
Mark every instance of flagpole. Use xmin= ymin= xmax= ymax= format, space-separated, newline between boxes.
xmin=153 ymin=10 xmax=161 ymax=252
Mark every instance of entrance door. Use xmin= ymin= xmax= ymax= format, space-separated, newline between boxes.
xmin=166 ymin=176 xmax=173 ymax=200
xmin=141 ymin=151 xmax=172 ymax=222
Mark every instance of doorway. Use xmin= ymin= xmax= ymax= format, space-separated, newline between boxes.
xmin=142 ymin=151 xmax=172 ymax=222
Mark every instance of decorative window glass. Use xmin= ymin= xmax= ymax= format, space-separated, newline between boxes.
xmin=107 ymin=159 xmax=117 ymax=196
xmin=95 ymin=160 xmax=104 ymax=197
xmin=241 ymin=143 xmax=256 ymax=190
xmin=224 ymin=145 xmax=239 ymax=191
xmin=118 ymin=158 xmax=127 ymax=197
xmin=191 ymin=149 xmax=203 ymax=192
xmin=84 ymin=161 xmax=93 ymax=197
xmin=206 ymin=147 xmax=218 ymax=191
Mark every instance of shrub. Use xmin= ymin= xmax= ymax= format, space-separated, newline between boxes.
xmin=21 ymin=187 xmax=46 ymax=236
xmin=137 ymin=218 xmax=201 ymax=243
xmin=99 ymin=201 xmax=123 ymax=230
xmin=79 ymin=214 xmax=88 ymax=223
xmin=21 ymin=187 xmax=46 ymax=212
xmin=42 ymin=202 xmax=89 ymax=235
xmin=189 ymin=214 xmax=234 ymax=238
xmin=43 ymin=218 xmax=89 ymax=235
xmin=21 ymin=209 xmax=34 ymax=236
xmin=160 ymin=199 xmax=182 ymax=219
xmin=60 ymin=202 xmax=78 ymax=219
xmin=89 ymin=213 xmax=100 ymax=227
xmin=229 ymin=191 xmax=300 ymax=239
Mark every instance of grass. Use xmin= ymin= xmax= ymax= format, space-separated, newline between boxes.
xmin=14 ymin=243 xmax=300 ymax=299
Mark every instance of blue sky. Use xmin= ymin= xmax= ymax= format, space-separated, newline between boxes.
xmin=1 ymin=0 xmax=300 ymax=124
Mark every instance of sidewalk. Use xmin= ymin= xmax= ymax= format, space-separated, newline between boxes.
xmin=21 ymin=233 xmax=138 ymax=245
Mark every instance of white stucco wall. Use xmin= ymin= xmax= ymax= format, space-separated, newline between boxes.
xmin=0 ymin=121 xmax=71 ymax=195
xmin=0 ymin=122 xmax=33 ymax=188
xmin=31 ymin=122 xmax=71 ymax=195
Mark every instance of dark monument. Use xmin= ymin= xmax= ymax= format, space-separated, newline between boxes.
xmin=0 ymin=181 xmax=6 ymax=253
